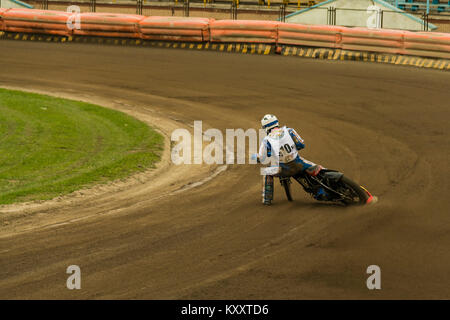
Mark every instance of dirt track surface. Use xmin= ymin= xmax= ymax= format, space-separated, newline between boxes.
xmin=0 ymin=41 xmax=449 ymax=299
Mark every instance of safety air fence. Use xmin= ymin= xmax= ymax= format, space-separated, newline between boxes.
xmin=0 ymin=8 xmax=449 ymax=60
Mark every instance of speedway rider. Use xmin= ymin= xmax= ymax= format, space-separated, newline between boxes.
xmin=254 ymin=114 xmax=326 ymax=205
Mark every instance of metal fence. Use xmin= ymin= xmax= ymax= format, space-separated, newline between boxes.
xmin=29 ymin=0 xmax=450 ymax=32
xmin=31 ymin=0 xmax=299 ymax=20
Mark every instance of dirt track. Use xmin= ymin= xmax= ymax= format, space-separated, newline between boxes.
xmin=0 ymin=40 xmax=449 ymax=299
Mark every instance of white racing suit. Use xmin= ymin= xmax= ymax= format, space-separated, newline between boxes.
xmin=258 ymin=126 xmax=322 ymax=205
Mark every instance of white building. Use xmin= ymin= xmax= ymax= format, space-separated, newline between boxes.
xmin=0 ymin=0 xmax=33 ymax=9
xmin=285 ymin=0 xmax=436 ymax=31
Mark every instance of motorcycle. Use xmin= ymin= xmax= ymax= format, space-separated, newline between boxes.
xmin=277 ymin=168 xmax=376 ymax=205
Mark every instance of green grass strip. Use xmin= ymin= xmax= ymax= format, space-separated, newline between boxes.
xmin=0 ymin=88 xmax=164 ymax=205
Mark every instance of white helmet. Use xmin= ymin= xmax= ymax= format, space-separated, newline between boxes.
xmin=261 ymin=114 xmax=279 ymax=134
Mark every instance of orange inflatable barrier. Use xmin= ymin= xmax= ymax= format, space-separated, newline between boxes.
xmin=210 ymin=20 xmax=279 ymax=43
xmin=139 ymin=16 xmax=211 ymax=42
xmin=338 ymin=27 xmax=406 ymax=55
xmin=2 ymin=9 xmax=72 ymax=36
xmin=1 ymin=8 xmax=449 ymax=61
xmin=0 ymin=9 xmax=9 ymax=32
xmin=278 ymin=23 xmax=343 ymax=48
xmin=403 ymin=32 xmax=450 ymax=59
xmin=74 ymin=13 xmax=145 ymax=38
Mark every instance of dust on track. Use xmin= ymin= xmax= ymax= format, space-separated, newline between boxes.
xmin=0 ymin=40 xmax=449 ymax=299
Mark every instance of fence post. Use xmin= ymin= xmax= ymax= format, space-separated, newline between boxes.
xmin=279 ymin=4 xmax=286 ymax=22
xmin=333 ymin=7 xmax=336 ymax=25
xmin=327 ymin=7 xmax=336 ymax=25
xmin=379 ymin=9 xmax=383 ymax=29
xmin=90 ymin=0 xmax=96 ymax=12
xmin=422 ymin=13 xmax=429 ymax=31
xmin=231 ymin=1 xmax=238 ymax=20
xmin=136 ymin=0 xmax=143 ymax=15
xmin=372 ymin=8 xmax=382 ymax=28
xmin=184 ymin=0 xmax=190 ymax=17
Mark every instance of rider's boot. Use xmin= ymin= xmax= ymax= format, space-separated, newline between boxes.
xmin=262 ymin=175 xmax=274 ymax=205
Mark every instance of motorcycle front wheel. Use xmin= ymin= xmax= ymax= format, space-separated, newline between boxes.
xmin=338 ymin=176 xmax=370 ymax=205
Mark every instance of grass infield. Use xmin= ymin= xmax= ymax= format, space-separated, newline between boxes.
xmin=0 ymin=88 xmax=164 ymax=205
